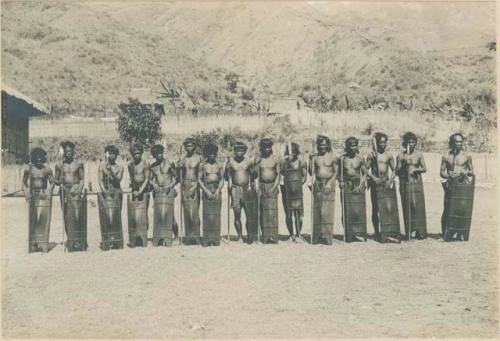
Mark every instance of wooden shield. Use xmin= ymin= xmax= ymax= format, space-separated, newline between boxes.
xmin=242 ymin=187 xmax=259 ymax=242
xmin=343 ymin=190 xmax=367 ymax=242
xmin=127 ymin=194 xmax=148 ymax=247
xmin=202 ymin=192 xmax=222 ymax=246
xmin=29 ymin=192 xmax=52 ymax=253
xmin=313 ymin=184 xmax=335 ymax=244
xmin=375 ymin=185 xmax=401 ymax=237
xmin=98 ymin=192 xmax=124 ymax=250
xmin=65 ymin=191 xmax=88 ymax=252
xmin=153 ymin=190 xmax=175 ymax=247
xmin=260 ymin=184 xmax=279 ymax=243
xmin=399 ymin=177 xmax=427 ymax=238
xmin=443 ymin=177 xmax=474 ymax=241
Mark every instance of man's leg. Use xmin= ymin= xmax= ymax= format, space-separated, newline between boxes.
xmin=172 ymin=217 xmax=179 ymax=239
xmin=285 ymin=209 xmax=294 ymax=239
xmin=294 ymin=209 xmax=303 ymax=238
xmin=441 ymin=189 xmax=449 ymax=239
xmin=370 ymin=188 xmax=380 ymax=238
xmin=234 ymin=207 xmax=243 ymax=241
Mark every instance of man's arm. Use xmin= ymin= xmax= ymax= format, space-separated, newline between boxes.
xmin=98 ymin=162 xmax=106 ymax=192
xmin=76 ymin=161 xmax=85 ymax=193
xmin=395 ymin=153 xmax=403 ymax=177
xmin=168 ymin=161 xmax=178 ymax=187
xmin=466 ymin=155 xmax=474 ymax=176
xmin=388 ymin=154 xmax=397 ymax=184
xmin=54 ymin=163 xmax=62 ymax=186
xmin=197 ymin=163 xmax=210 ymax=196
xmin=358 ymin=157 xmax=368 ymax=190
xmin=46 ymin=167 xmax=55 ymax=194
xmin=366 ymin=152 xmax=378 ymax=182
xmin=440 ymin=155 xmax=449 ymax=180
xmin=271 ymin=158 xmax=280 ymax=192
xmin=137 ymin=161 xmax=150 ymax=194
xmin=22 ymin=165 xmax=30 ymax=200
xmin=414 ymin=152 xmax=427 ymax=175
xmin=217 ymin=162 xmax=225 ymax=193
xmin=301 ymin=157 xmax=307 ymax=184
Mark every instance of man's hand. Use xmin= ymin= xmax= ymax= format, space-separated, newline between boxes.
xmin=384 ymin=179 xmax=393 ymax=189
xmin=213 ymin=189 xmax=221 ymax=200
xmin=25 ymin=194 xmax=31 ymax=203
xmin=153 ymin=184 xmax=161 ymax=193
xmin=70 ymin=184 xmax=81 ymax=196
xmin=339 ymin=181 xmax=345 ymax=190
xmin=132 ymin=191 xmax=141 ymax=199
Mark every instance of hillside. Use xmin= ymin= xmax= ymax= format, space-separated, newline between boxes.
xmin=1 ymin=1 xmax=496 ymax=116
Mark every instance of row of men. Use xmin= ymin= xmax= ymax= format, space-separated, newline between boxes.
xmin=23 ymin=132 xmax=474 ymax=252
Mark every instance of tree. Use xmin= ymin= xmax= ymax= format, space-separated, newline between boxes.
xmin=158 ymin=78 xmax=181 ymax=121
xmin=224 ymin=72 xmax=240 ymax=93
xmin=117 ymin=98 xmax=161 ymax=146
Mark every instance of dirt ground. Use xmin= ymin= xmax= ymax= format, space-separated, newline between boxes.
xmin=1 ymin=175 xmax=497 ymax=338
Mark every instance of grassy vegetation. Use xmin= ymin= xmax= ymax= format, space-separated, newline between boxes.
xmin=30 ymin=108 xmax=495 ymax=162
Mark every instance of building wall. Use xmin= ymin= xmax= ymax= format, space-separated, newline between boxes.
xmin=2 ymin=92 xmax=30 ymax=164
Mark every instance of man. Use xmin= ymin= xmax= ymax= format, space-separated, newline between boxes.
xmin=54 ymin=140 xmax=87 ymax=252
xmin=366 ymin=133 xmax=400 ymax=243
xmin=256 ymin=138 xmax=281 ymax=244
xmin=199 ymin=143 xmax=225 ymax=246
xmin=23 ymin=148 xmax=54 ymax=253
xmin=309 ymin=135 xmax=337 ymax=245
xmin=281 ymin=142 xmax=307 ymax=242
xmin=127 ymin=143 xmax=150 ymax=247
xmin=440 ymin=133 xmax=474 ymax=241
xmin=396 ymin=132 xmax=427 ymax=240
xmin=178 ymin=138 xmax=202 ymax=245
xmin=97 ymin=145 xmax=124 ymax=250
xmin=150 ymin=144 xmax=179 ymax=246
xmin=339 ymin=137 xmax=367 ymax=242
xmin=225 ymin=141 xmax=258 ymax=243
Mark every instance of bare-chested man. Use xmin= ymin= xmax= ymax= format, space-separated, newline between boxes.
xmin=440 ymin=133 xmax=474 ymax=241
xmin=225 ymin=141 xmax=258 ymax=243
xmin=281 ymin=142 xmax=307 ymax=242
xmin=339 ymin=137 xmax=367 ymax=242
xmin=178 ymin=138 xmax=202 ymax=245
xmin=150 ymin=144 xmax=179 ymax=239
xmin=23 ymin=148 xmax=54 ymax=252
xmin=256 ymin=138 xmax=281 ymax=244
xmin=128 ymin=143 xmax=150 ymax=202
xmin=199 ymin=143 xmax=225 ymax=246
xmin=309 ymin=135 xmax=338 ymax=245
xmin=98 ymin=145 xmax=124 ymax=195
xmin=339 ymin=136 xmax=366 ymax=242
xmin=366 ymin=132 xmax=399 ymax=242
xmin=54 ymin=140 xmax=86 ymax=251
xmin=396 ymin=132 xmax=427 ymax=240
xmin=98 ymin=145 xmax=125 ymax=250
xmin=126 ymin=143 xmax=150 ymax=247
xmin=23 ymin=148 xmax=54 ymax=201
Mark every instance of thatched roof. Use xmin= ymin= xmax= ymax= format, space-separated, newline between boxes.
xmin=1 ymin=84 xmax=48 ymax=116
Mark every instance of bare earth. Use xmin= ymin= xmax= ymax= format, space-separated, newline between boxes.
xmin=1 ymin=179 xmax=497 ymax=338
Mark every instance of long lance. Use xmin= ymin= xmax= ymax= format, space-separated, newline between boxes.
xmin=179 ymin=144 xmax=184 ymax=246
xmin=310 ymin=139 xmax=315 ymax=244
xmin=59 ymin=146 xmax=66 ymax=252
xmin=444 ymin=145 xmax=456 ymax=240
xmin=372 ymin=137 xmax=379 ymax=237
xmin=287 ymin=141 xmax=293 ymax=237
xmin=407 ymin=144 xmax=411 ymax=241
xmin=105 ymin=151 xmax=110 ymax=192
xmin=226 ymin=150 xmax=231 ymax=244
xmin=340 ymin=155 xmax=346 ymax=242
xmin=256 ymin=147 xmax=261 ymax=244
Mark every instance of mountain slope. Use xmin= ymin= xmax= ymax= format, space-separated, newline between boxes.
xmin=1 ymin=1 xmax=495 ymax=115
